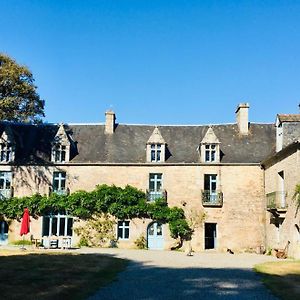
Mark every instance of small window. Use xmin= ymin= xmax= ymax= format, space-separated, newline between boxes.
xmin=0 ymin=143 xmax=13 ymax=163
xmin=53 ymin=171 xmax=66 ymax=192
xmin=149 ymin=173 xmax=162 ymax=191
xmin=150 ymin=144 xmax=161 ymax=162
xmin=52 ymin=144 xmax=66 ymax=163
xmin=117 ymin=221 xmax=130 ymax=240
xmin=205 ymin=144 xmax=216 ymax=162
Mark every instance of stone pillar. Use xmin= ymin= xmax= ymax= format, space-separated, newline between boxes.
xmin=236 ymin=103 xmax=249 ymax=135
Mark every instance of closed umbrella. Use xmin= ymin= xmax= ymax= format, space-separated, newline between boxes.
xmin=20 ymin=208 xmax=30 ymax=249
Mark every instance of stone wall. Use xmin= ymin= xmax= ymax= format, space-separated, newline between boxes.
xmin=264 ymin=149 xmax=300 ymax=258
xmin=6 ymin=164 xmax=265 ymax=252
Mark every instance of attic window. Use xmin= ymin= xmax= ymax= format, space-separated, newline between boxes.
xmin=205 ymin=144 xmax=216 ymax=162
xmin=52 ymin=144 xmax=66 ymax=163
xmin=0 ymin=142 xmax=13 ymax=163
xmin=151 ymin=144 xmax=161 ymax=162
xmin=146 ymin=127 xmax=166 ymax=163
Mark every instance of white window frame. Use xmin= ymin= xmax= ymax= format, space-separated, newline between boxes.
xmin=52 ymin=144 xmax=67 ymax=163
xmin=205 ymin=144 xmax=216 ymax=162
xmin=53 ymin=171 xmax=66 ymax=192
xmin=0 ymin=171 xmax=12 ymax=199
xmin=150 ymin=144 xmax=162 ymax=162
xmin=42 ymin=213 xmax=73 ymax=237
xmin=204 ymin=174 xmax=217 ymax=201
xmin=0 ymin=142 xmax=13 ymax=163
xmin=117 ymin=220 xmax=130 ymax=240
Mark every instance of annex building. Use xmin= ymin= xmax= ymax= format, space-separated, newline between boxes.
xmin=0 ymin=103 xmax=299 ymax=258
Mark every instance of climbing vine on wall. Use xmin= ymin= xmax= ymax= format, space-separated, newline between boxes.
xmin=0 ymin=184 xmax=193 ymax=241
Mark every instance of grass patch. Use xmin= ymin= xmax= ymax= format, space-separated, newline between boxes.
xmin=254 ymin=260 xmax=300 ymax=300
xmin=0 ymin=249 xmax=128 ymax=300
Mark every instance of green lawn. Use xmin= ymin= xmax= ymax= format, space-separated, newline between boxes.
xmin=0 ymin=249 xmax=128 ymax=300
xmin=254 ymin=260 xmax=300 ymax=300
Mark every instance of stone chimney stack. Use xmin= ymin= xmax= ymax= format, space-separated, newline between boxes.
xmin=105 ymin=110 xmax=116 ymax=134
xmin=235 ymin=103 xmax=249 ymax=135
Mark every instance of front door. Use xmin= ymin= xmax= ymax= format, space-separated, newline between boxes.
xmin=205 ymin=223 xmax=217 ymax=249
xmin=147 ymin=222 xmax=164 ymax=250
xmin=0 ymin=221 xmax=8 ymax=245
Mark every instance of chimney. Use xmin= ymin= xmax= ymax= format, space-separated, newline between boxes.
xmin=235 ymin=103 xmax=249 ymax=135
xmin=105 ymin=110 xmax=116 ymax=134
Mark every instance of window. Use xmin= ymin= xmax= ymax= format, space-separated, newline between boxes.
xmin=204 ymin=174 xmax=217 ymax=201
xmin=0 ymin=143 xmax=13 ymax=163
xmin=53 ymin=171 xmax=66 ymax=193
xmin=42 ymin=213 xmax=73 ymax=237
xmin=117 ymin=221 xmax=129 ymax=239
xmin=52 ymin=144 xmax=66 ymax=162
xmin=205 ymin=144 xmax=216 ymax=162
xmin=0 ymin=171 xmax=12 ymax=199
xmin=148 ymin=173 xmax=163 ymax=201
xmin=150 ymin=144 xmax=161 ymax=162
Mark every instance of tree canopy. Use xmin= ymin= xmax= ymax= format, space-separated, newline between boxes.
xmin=0 ymin=53 xmax=45 ymax=123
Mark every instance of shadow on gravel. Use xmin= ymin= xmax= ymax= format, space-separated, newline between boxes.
xmin=90 ymin=260 xmax=277 ymax=300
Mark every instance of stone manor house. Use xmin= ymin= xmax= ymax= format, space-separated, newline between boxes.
xmin=0 ymin=103 xmax=299 ymax=257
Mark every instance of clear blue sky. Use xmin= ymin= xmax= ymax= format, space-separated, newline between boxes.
xmin=1 ymin=0 xmax=300 ymax=124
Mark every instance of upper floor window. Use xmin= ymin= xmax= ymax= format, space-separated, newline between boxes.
xmin=0 ymin=143 xmax=13 ymax=163
xmin=151 ymin=144 xmax=161 ymax=162
xmin=0 ymin=171 xmax=12 ymax=199
xmin=205 ymin=144 xmax=216 ymax=162
xmin=147 ymin=173 xmax=166 ymax=201
xmin=52 ymin=144 xmax=66 ymax=163
xmin=52 ymin=171 xmax=67 ymax=195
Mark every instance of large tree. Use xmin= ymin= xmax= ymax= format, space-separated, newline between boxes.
xmin=0 ymin=53 xmax=45 ymax=123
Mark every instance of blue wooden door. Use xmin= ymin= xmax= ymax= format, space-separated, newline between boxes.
xmin=147 ymin=222 xmax=164 ymax=250
xmin=0 ymin=221 xmax=8 ymax=245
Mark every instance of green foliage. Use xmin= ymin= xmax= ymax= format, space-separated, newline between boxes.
xmin=74 ymin=213 xmax=116 ymax=247
xmin=134 ymin=235 xmax=147 ymax=249
xmin=0 ymin=184 xmax=192 ymax=242
xmin=293 ymin=184 xmax=300 ymax=207
xmin=0 ymin=53 xmax=45 ymax=123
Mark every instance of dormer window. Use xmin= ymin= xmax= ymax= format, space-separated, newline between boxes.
xmin=0 ymin=127 xmax=15 ymax=163
xmin=0 ymin=143 xmax=13 ymax=162
xmin=200 ymin=127 xmax=220 ymax=163
xmin=51 ymin=124 xmax=72 ymax=163
xmin=151 ymin=144 xmax=161 ymax=162
xmin=52 ymin=144 xmax=66 ymax=162
xmin=146 ymin=127 xmax=167 ymax=163
xmin=205 ymin=144 xmax=216 ymax=162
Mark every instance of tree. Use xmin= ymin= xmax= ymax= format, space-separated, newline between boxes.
xmin=0 ymin=53 xmax=45 ymax=123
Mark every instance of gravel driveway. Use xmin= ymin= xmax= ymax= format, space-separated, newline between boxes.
xmin=83 ymin=248 xmax=278 ymax=300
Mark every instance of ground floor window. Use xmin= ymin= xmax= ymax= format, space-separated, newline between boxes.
xmin=117 ymin=221 xmax=129 ymax=240
xmin=42 ymin=213 xmax=73 ymax=237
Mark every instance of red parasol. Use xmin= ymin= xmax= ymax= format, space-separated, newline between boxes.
xmin=20 ymin=208 xmax=30 ymax=236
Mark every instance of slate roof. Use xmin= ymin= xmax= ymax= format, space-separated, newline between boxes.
xmin=277 ymin=114 xmax=300 ymax=123
xmin=0 ymin=122 xmax=276 ymax=164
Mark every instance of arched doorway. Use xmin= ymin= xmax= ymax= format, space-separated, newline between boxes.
xmin=0 ymin=221 xmax=8 ymax=245
xmin=147 ymin=222 xmax=164 ymax=250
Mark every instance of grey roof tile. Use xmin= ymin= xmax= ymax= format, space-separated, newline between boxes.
xmin=0 ymin=122 xmax=276 ymax=164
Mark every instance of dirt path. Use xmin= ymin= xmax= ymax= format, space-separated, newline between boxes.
xmin=83 ymin=248 xmax=278 ymax=300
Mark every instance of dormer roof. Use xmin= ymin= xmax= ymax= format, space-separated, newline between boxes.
xmin=277 ymin=114 xmax=300 ymax=124
xmin=0 ymin=126 xmax=15 ymax=144
xmin=147 ymin=127 xmax=166 ymax=144
xmin=52 ymin=123 xmax=70 ymax=145
xmin=201 ymin=127 xmax=220 ymax=144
